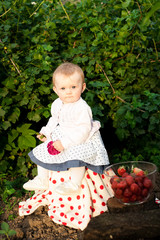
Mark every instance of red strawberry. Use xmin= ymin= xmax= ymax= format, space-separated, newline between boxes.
xmin=122 ymin=172 xmax=129 ymax=178
xmin=135 ymin=176 xmax=144 ymax=188
xmin=110 ymin=176 xmax=115 ymax=184
xmin=123 ymin=188 xmax=132 ymax=197
xmin=117 ymin=180 xmax=127 ymax=189
xmin=137 ymin=195 xmax=143 ymax=201
xmin=130 ymin=194 xmax=137 ymax=202
xmin=115 ymin=189 xmax=123 ymax=198
xmin=47 ymin=141 xmax=60 ymax=155
xmin=117 ymin=166 xmax=126 ymax=176
xmin=137 ymin=181 xmax=143 ymax=189
xmin=143 ymin=177 xmax=152 ymax=189
xmin=142 ymin=188 xmax=148 ymax=197
xmin=110 ymin=176 xmax=120 ymax=184
xmin=136 ymin=171 xmax=145 ymax=177
xmin=130 ymin=183 xmax=139 ymax=194
xmin=111 ymin=181 xmax=118 ymax=189
xmin=136 ymin=186 xmax=142 ymax=196
xmin=122 ymin=197 xmax=130 ymax=203
xmin=133 ymin=167 xmax=145 ymax=176
xmin=135 ymin=176 xmax=143 ymax=183
xmin=126 ymin=175 xmax=134 ymax=185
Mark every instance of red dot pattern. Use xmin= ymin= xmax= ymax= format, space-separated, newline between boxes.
xmin=19 ymin=170 xmax=112 ymax=231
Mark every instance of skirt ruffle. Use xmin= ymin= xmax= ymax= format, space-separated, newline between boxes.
xmin=28 ymin=130 xmax=109 ymax=168
xmin=19 ymin=169 xmax=114 ymax=230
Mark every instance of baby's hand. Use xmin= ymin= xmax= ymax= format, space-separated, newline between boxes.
xmin=53 ymin=140 xmax=64 ymax=152
xmin=37 ymin=134 xmax=47 ymax=142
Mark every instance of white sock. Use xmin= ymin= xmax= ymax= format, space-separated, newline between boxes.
xmin=69 ymin=167 xmax=85 ymax=186
xmin=37 ymin=165 xmax=49 ymax=180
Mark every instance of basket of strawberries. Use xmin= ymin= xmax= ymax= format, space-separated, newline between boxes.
xmin=104 ymin=161 xmax=157 ymax=205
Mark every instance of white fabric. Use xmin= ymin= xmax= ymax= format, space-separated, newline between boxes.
xmin=37 ymin=165 xmax=49 ymax=179
xmin=69 ymin=167 xmax=85 ymax=186
xmin=19 ymin=169 xmax=114 ymax=230
xmin=32 ymin=129 xmax=109 ymax=166
xmin=23 ymin=176 xmax=49 ymax=191
xmin=31 ymin=97 xmax=109 ymax=168
xmin=40 ymin=98 xmax=100 ymax=148
xmin=37 ymin=166 xmax=85 ymax=187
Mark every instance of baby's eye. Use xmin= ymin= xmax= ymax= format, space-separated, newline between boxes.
xmin=61 ymin=87 xmax=65 ymax=90
xmin=72 ymin=86 xmax=76 ymax=89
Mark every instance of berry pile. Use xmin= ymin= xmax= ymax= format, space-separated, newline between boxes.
xmin=110 ymin=166 xmax=153 ymax=204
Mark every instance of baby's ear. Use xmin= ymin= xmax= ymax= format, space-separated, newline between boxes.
xmin=53 ymin=86 xmax=57 ymax=94
xmin=82 ymin=83 xmax=86 ymax=92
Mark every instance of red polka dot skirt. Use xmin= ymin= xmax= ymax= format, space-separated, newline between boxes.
xmin=19 ymin=169 xmax=114 ymax=230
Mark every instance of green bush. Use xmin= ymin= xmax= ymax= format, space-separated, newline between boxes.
xmin=0 ymin=0 xmax=160 ymax=178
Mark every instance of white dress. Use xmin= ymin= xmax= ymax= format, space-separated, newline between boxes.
xmin=28 ymin=97 xmax=109 ymax=173
xmin=20 ymin=98 xmax=113 ymax=230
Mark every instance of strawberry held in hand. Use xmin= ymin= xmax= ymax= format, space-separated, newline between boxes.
xmin=117 ymin=166 xmax=126 ymax=176
xmin=47 ymin=141 xmax=60 ymax=155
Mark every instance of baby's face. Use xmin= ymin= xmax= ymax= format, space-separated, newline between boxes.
xmin=53 ymin=71 xmax=86 ymax=104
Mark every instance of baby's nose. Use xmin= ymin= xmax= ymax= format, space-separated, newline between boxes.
xmin=66 ymin=88 xmax=72 ymax=94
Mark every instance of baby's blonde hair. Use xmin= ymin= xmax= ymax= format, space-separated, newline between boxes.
xmin=53 ymin=62 xmax=84 ymax=85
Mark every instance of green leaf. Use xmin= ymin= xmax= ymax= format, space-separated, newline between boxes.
xmin=117 ymin=107 xmax=127 ymax=116
xmin=1 ymin=222 xmax=9 ymax=232
xmin=8 ymin=229 xmax=16 ymax=236
xmin=8 ymin=129 xmax=19 ymax=144
xmin=18 ymin=135 xmax=36 ymax=150
xmin=0 ymin=108 xmax=5 ymax=117
xmin=27 ymin=112 xmax=41 ymax=122
xmin=0 ymin=160 xmax=9 ymax=172
xmin=5 ymin=144 xmax=12 ymax=151
xmin=32 ymin=167 xmax=37 ymax=176
xmin=6 ymin=188 xmax=16 ymax=195
xmin=0 ymin=88 xmax=8 ymax=98
xmin=141 ymin=2 xmax=160 ymax=28
xmin=122 ymin=0 xmax=131 ymax=8
xmin=17 ymin=124 xmax=31 ymax=133
xmin=0 ymin=229 xmax=6 ymax=234
xmin=8 ymin=108 xmax=20 ymax=123
xmin=42 ymin=44 xmax=53 ymax=51
xmin=27 ymin=129 xmax=36 ymax=135
xmin=1 ymin=121 xmax=11 ymax=130
xmin=42 ymin=110 xmax=50 ymax=118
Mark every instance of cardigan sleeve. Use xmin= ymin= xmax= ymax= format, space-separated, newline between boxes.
xmin=39 ymin=99 xmax=59 ymax=139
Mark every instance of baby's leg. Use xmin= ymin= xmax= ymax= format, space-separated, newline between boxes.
xmin=23 ymin=166 xmax=49 ymax=191
xmin=37 ymin=165 xmax=49 ymax=179
xmin=69 ymin=167 xmax=85 ymax=186
xmin=55 ymin=166 xmax=85 ymax=195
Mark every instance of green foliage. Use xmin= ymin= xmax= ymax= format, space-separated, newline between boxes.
xmin=0 ymin=173 xmax=27 ymax=203
xmin=0 ymin=222 xmax=16 ymax=240
xmin=0 ymin=0 xmax=160 ymax=177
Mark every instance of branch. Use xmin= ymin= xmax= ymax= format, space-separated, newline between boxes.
xmin=0 ymin=0 xmax=18 ymax=18
xmin=29 ymin=0 xmax=45 ymax=18
xmin=97 ymin=62 xmax=145 ymax=113
xmin=59 ymin=0 xmax=70 ymax=21
xmin=0 ymin=39 xmax=21 ymax=76
xmin=97 ymin=63 xmax=116 ymax=94
xmin=0 ymin=8 xmax=11 ymax=18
